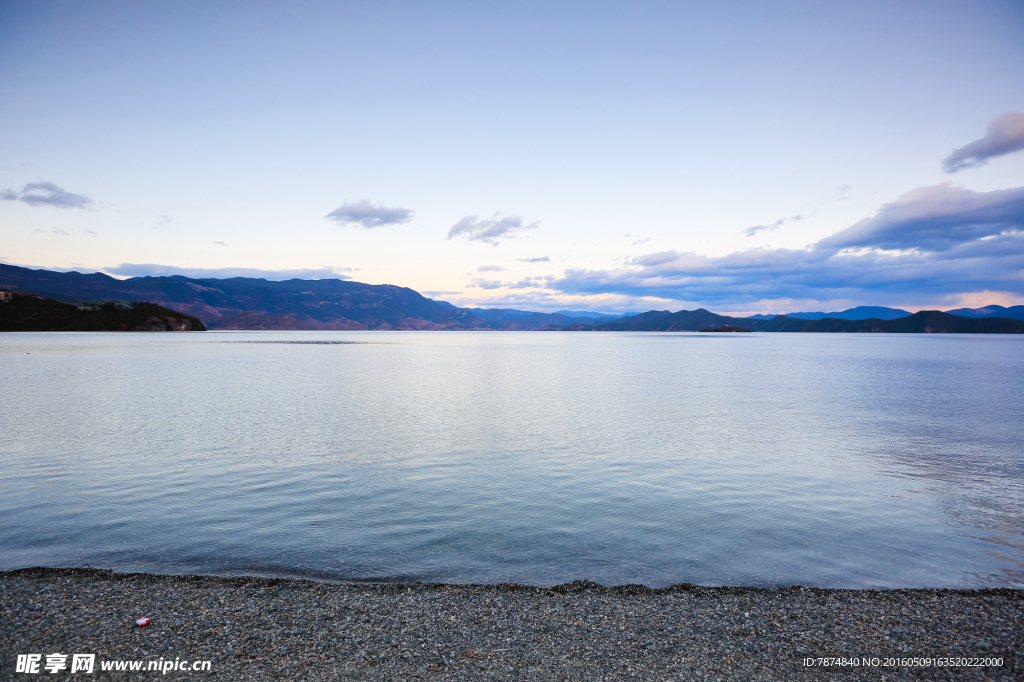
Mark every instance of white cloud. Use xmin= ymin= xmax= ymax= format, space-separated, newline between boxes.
xmin=325 ymin=199 xmax=413 ymax=228
xmin=468 ymin=278 xmax=505 ymax=289
xmin=508 ymin=276 xmax=549 ymax=289
xmin=0 ymin=182 xmax=93 ymax=209
xmin=447 ymin=213 xmax=538 ymax=245
xmin=743 ymin=214 xmax=802 ymax=237
xmin=943 ymin=111 xmax=1024 ymax=173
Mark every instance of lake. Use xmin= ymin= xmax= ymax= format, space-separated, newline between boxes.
xmin=1 ymin=331 xmax=1022 ymax=588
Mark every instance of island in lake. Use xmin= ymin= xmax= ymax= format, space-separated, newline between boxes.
xmin=698 ymin=323 xmax=751 ymax=333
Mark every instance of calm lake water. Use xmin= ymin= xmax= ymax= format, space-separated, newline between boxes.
xmin=1 ymin=331 xmax=1023 ymax=588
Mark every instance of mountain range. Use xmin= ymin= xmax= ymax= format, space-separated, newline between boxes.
xmin=777 ymin=306 xmax=912 ymax=320
xmin=943 ymin=304 xmax=1024 ymax=320
xmin=747 ymin=304 xmax=1024 ymax=321
xmin=0 ymin=263 xmax=619 ymax=330
xmin=546 ymin=309 xmax=1024 ymax=334
xmin=2 ymin=263 xmax=1022 ymax=333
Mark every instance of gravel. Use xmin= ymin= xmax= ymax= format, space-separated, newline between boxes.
xmin=1 ymin=567 xmax=1020 ymax=681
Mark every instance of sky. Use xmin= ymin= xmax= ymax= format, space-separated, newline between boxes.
xmin=1 ymin=0 xmax=1023 ymax=315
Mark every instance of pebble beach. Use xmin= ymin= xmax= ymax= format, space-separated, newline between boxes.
xmin=1 ymin=568 xmax=1020 ymax=681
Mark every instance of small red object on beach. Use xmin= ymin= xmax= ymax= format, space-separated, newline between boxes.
xmin=136 ymin=617 xmax=151 ymax=627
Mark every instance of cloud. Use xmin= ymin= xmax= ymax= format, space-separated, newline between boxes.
xmin=447 ymin=213 xmax=538 ymax=245
xmin=517 ymin=256 xmax=550 ymax=262
xmin=468 ymin=278 xmax=505 ymax=289
xmin=476 ymin=265 xmax=505 ymax=272
xmin=550 ymin=183 xmax=1024 ymax=307
xmin=631 ymin=237 xmax=651 ymax=246
xmin=508 ymin=277 xmax=548 ymax=289
xmin=325 ymin=200 xmax=413 ymax=228
xmin=104 ymin=264 xmax=353 ymax=280
xmin=213 ymin=241 xmax=227 ymax=246
xmin=1 ymin=259 xmax=99 ymax=273
xmin=943 ymin=111 xmax=1024 ymax=173
xmin=0 ymin=182 xmax=93 ymax=209
xmin=632 ymin=251 xmax=682 ymax=267
xmin=816 ymin=183 xmax=1024 ymax=252
xmin=743 ymin=214 xmax=802 ymax=237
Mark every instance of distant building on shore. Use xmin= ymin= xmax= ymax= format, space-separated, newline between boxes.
xmin=0 ymin=290 xmax=11 ymax=302
xmin=77 ymin=300 xmax=136 ymax=311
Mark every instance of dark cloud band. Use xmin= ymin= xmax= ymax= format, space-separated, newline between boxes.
xmin=817 ymin=183 xmax=1024 ymax=252
xmin=551 ymin=183 xmax=1024 ymax=305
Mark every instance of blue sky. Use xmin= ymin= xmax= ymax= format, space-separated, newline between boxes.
xmin=1 ymin=0 xmax=1022 ymax=314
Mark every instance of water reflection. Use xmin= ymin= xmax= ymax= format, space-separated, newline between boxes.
xmin=1 ymin=331 xmax=1022 ymax=587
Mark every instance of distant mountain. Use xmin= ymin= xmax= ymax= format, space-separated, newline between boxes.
xmin=782 ymin=306 xmax=912 ymax=320
xmin=567 ymin=308 xmax=731 ymax=332
xmin=755 ymin=311 xmax=1024 ymax=333
xmin=642 ymin=306 xmax=914 ymax=322
xmin=461 ymin=307 xmax=620 ymax=327
xmin=0 ymin=263 xmax=489 ymax=330
xmin=767 ymin=304 xmax=1024 ymax=322
xmin=5 ymin=263 xmax=1020 ymax=333
xmin=944 ymin=305 xmax=1024 ymax=321
xmin=553 ymin=310 xmax=630 ymax=320
xmin=0 ymin=263 xmax=619 ymax=331
xmin=545 ymin=308 xmax=1024 ymax=334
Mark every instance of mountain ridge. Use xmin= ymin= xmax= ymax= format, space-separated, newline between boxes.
xmin=0 ymin=292 xmax=205 ymax=331
xmin=0 ymin=263 xmax=617 ymax=330
xmin=944 ymin=304 xmax=1024 ymax=320
xmin=545 ymin=309 xmax=1024 ymax=334
xmin=781 ymin=305 xmax=912 ymax=320
xmin=3 ymin=263 xmax=1022 ymax=332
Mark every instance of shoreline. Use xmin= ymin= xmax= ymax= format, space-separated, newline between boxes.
xmin=2 ymin=568 xmax=1020 ymax=681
